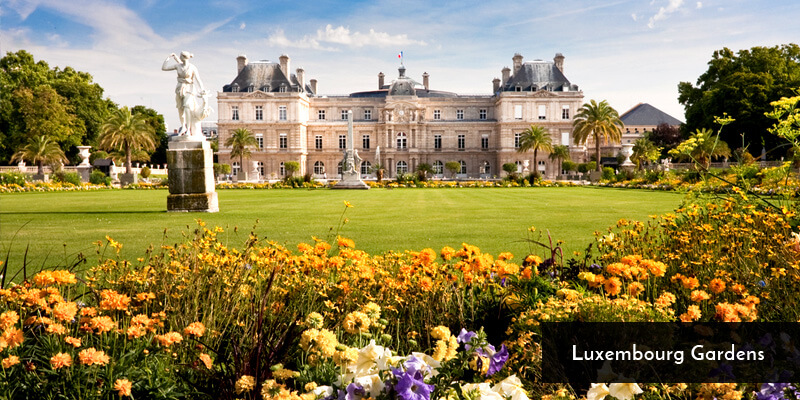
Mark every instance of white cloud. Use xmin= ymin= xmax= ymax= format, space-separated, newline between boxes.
xmin=267 ymin=24 xmax=427 ymax=51
xmin=239 ymin=22 xmax=246 ymax=30
xmin=631 ymin=13 xmax=638 ymax=21
xmin=696 ymin=2 xmax=702 ymax=9
xmin=648 ymin=0 xmax=685 ymax=28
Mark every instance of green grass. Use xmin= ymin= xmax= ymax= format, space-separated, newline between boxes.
xmin=0 ymin=187 xmax=684 ymax=278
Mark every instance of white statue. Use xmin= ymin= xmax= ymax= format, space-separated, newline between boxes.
xmin=162 ymin=51 xmax=212 ymax=137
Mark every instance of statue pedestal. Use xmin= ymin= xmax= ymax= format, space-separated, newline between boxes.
xmin=77 ymin=166 xmax=92 ymax=183
xmin=166 ymin=137 xmax=219 ymax=212
xmin=333 ymin=172 xmax=370 ymax=189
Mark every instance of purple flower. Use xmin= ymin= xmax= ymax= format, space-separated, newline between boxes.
xmin=487 ymin=344 xmax=509 ymax=376
xmin=394 ymin=367 xmax=434 ymax=400
xmin=346 ymin=383 xmax=365 ymax=400
xmin=457 ymin=329 xmax=476 ymax=349
xmin=757 ymin=383 xmax=791 ymax=400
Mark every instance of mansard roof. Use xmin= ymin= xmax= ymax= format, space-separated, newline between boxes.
xmin=222 ymin=61 xmax=313 ymax=94
xmin=620 ymin=103 xmax=683 ymax=126
xmin=502 ymin=61 xmax=578 ymax=92
xmin=349 ymin=66 xmax=458 ymax=98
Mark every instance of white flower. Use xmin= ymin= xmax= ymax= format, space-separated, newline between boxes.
xmin=355 ymin=340 xmax=387 ymax=375
xmin=491 ymin=375 xmax=528 ymax=400
xmin=313 ymin=386 xmax=334 ymax=398
xmin=608 ymin=383 xmax=643 ymax=400
xmin=354 ymin=373 xmax=385 ymax=398
xmin=462 ymin=383 xmax=504 ymax=400
xmin=587 ymin=383 xmax=610 ymax=400
xmin=406 ymin=352 xmax=441 ymax=377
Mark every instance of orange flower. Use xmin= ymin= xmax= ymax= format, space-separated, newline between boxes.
xmin=50 ymin=352 xmax=72 ymax=369
xmin=2 ymin=355 xmax=20 ymax=369
xmin=183 ymin=322 xmax=206 ymax=338
xmin=679 ymin=305 xmax=702 ymax=322
xmin=114 ymin=379 xmax=132 ymax=397
xmin=155 ymin=331 xmax=183 ymax=347
xmin=603 ymin=277 xmax=622 ymax=296
xmin=627 ymin=282 xmax=644 ymax=297
xmin=708 ymin=278 xmax=726 ymax=294
xmin=199 ymin=353 xmax=213 ymax=369
xmin=690 ymin=290 xmax=710 ymax=302
xmin=46 ymin=323 xmax=67 ymax=335
xmin=90 ymin=316 xmax=116 ymax=334
xmin=1 ymin=328 xmax=24 ymax=349
xmin=80 ymin=307 xmax=97 ymax=317
xmin=51 ymin=302 xmax=78 ymax=322
xmin=525 ymin=254 xmax=543 ymax=266
xmin=78 ymin=348 xmax=110 ymax=366
xmin=655 ymin=292 xmax=676 ymax=308
xmin=641 ymin=260 xmax=667 ymax=277
xmin=498 ymin=252 xmax=514 ymax=261
xmin=714 ymin=303 xmax=741 ymax=322
xmin=441 ymin=246 xmax=456 ymax=261
xmin=134 ymin=292 xmax=156 ymax=302
xmin=0 ymin=311 xmax=19 ymax=330
xmin=65 ymin=336 xmax=82 ymax=348
xmin=99 ymin=290 xmax=131 ymax=311
xmin=419 ymin=276 xmax=433 ymax=291
xmin=126 ymin=326 xmax=147 ymax=339
xmin=681 ymin=277 xmax=700 ymax=290
xmin=336 ymin=236 xmax=355 ymax=249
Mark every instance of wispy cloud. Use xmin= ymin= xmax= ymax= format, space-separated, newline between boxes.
xmin=648 ymin=0 xmax=685 ymax=28
xmin=267 ymin=24 xmax=427 ymax=51
xmin=507 ymin=1 xmax=631 ymax=27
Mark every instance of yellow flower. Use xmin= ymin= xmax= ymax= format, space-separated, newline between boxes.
xmin=99 ymin=290 xmax=131 ymax=311
xmin=430 ymin=326 xmax=451 ymax=340
xmin=235 ymin=375 xmax=256 ymax=394
xmin=114 ymin=379 xmax=132 ymax=397
xmin=344 ymin=200 xmax=353 ymax=208
xmin=50 ymin=352 xmax=72 ymax=370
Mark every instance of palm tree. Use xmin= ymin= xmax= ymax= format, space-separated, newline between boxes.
xmin=11 ymin=135 xmax=68 ymax=177
xmin=572 ymin=100 xmax=624 ymax=171
xmin=683 ymin=128 xmax=732 ymax=169
xmin=224 ymin=128 xmax=258 ymax=179
xmin=517 ymin=125 xmax=553 ymax=177
xmin=99 ymin=106 xmax=156 ymax=175
xmin=631 ymin=138 xmax=661 ymax=170
xmin=548 ymin=144 xmax=570 ymax=175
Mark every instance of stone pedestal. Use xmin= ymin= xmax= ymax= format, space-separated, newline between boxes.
xmin=119 ymin=172 xmax=137 ymax=186
xmin=77 ymin=166 xmax=92 ymax=183
xmin=167 ymin=137 xmax=218 ymax=212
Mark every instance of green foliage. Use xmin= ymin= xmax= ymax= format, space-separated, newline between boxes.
xmin=586 ymin=161 xmax=597 ymax=172
xmin=679 ymin=44 xmax=800 ymax=155
xmin=572 ymin=99 xmax=624 ymax=171
xmin=648 ymin=123 xmax=683 ymax=156
xmin=99 ymin=106 xmax=156 ymax=177
xmin=225 ymin=128 xmax=258 ymax=171
xmin=89 ymin=169 xmax=111 ymax=186
xmin=445 ymin=161 xmax=461 ymax=178
xmin=140 ymin=166 xmax=151 ymax=179
xmin=577 ymin=163 xmax=589 ymax=174
xmin=53 ymin=171 xmax=81 ymax=186
xmin=670 ymin=127 xmax=732 ymax=169
xmin=284 ymin=161 xmax=300 ymax=177
xmin=561 ymin=160 xmax=577 ymax=172
xmin=11 ymin=135 xmax=68 ymax=176
xmin=416 ymin=162 xmax=434 ymax=181
xmin=214 ymin=163 xmax=231 ymax=176
xmin=602 ymin=167 xmax=615 ymax=181
xmin=631 ymin=137 xmax=662 ymax=170
xmin=132 ymin=105 xmax=167 ymax=165
xmin=642 ymin=170 xmax=664 ymax=184
xmin=0 ymin=171 xmax=27 ymax=185
xmin=517 ymin=125 xmax=553 ymax=176
xmin=502 ymin=162 xmax=518 ymax=175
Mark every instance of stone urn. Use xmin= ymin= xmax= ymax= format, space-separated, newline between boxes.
xmin=620 ymin=143 xmax=635 ymax=169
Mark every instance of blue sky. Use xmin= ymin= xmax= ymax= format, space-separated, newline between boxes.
xmin=2 ymin=0 xmax=800 ymax=131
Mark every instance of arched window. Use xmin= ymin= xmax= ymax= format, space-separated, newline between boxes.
xmin=361 ymin=161 xmax=372 ymax=176
xmin=314 ymin=161 xmax=325 ymax=175
xmin=396 ymin=132 xmax=407 ymax=150
xmin=396 ymin=161 xmax=408 ymax=174
xmin=280 ymin=162 xmax=285 ymax=176
xmin=515 ymin=160 xmax=523 ymax=173
xmin=538 ymin=160 xmax=546 ymax=172
xmin=257 ymin=161 xmax=264 ymax=177
xmin=433 ymin=160 xmax=443 ymax=175
xmin=459 ymin=160 xmax=467 ymax=174
xmin=338 ymin=161 xmax=343 ymax=175
xmin=482 ymin=161 xmax=491 ymax=175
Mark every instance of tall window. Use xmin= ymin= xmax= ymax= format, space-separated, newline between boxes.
xmin=396 ymin=161 xmax=408 ymax=174
xmin=339 ymin=134 xmax=346 ymax=150
xmin=279 ymin=133 xmax=287 ymax=149
xmin=361 ymin=161 xmax=371 ymax=175
xmin=314 ymin=161 xmax=325 ymax=175
xmin=315 ymin=135 xmax=323 ymax=150
xmin=514 ymin=105 xmax=523 ymax=120
xmin=481 ymin=134 xmax=489 ymax=150
xmin=515 ymin=161 xmax=523 ymax=173
xmin=232 ymin=161 xmax=240 ymax=176
xmin=479 ymin=109 xmax=487 ymax=120
xmin=364 ymin=109 xmax=372 ymax=120
xmin=538 ymin=160 xmax=546 ymax=172
xmin=279 ymin=106 xmax=287 ymax=121
xmin=514 ymin=132 xmax=521 ymax=149
xmin=256 ymin=133 xmax=264 ymax=149
xmin=433 ymin=161 xmax=443 ymax=175
xmin=362 ymin=134 xmax=370 ymax=149
xmin=231 ymin=106 xmax=239 ymax=121
xmin=434 ymin=134 xmax=442 ymax=150
xmin=318 ymin=110 xmax=326 ymax=120
xmin=561 ymin=132 xmax=570 ymax=146
xmin=458 ymin=134 xmax=465 ymax=151
xmin=337 ymin=161 xmax=343 ymax=175
xmin=538 ymin=105 xmax=547 ymax=120
xmin=396 ymin=132 xmax=407 ymax=150
xmin=482 ymin=161 xmax=491 ymax=175
xmin=433 ymin=110 xmax=441 ymax=120
xmin=255 ymin=106 xmax=263 ymax=121
xmin=456 ymin=109 xmax=464 ymax=120
xmin=257 ymin=161 xmax=264 ymax=177
xmin=459 ymin=160 xmax=467 ymax=174
xmin=279 ymin=162 xmax=285 ymax=176
xmin=562 ymin=105 xmax=570 ymax=120
xmin=341 ymin=110 xmax=349 ymax=120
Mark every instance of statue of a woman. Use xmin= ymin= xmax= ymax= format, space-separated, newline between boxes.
xmin=162 ymin=51 xmax=208 ymax=136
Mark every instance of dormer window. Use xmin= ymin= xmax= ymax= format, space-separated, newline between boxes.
xmin=279 ymin=84 xmax=287 ymax=93
xmin=247 ymin=85 xmax=254 ymax=93
xmin=515 ymin=85 xmax=522 ymax=92
xmin=232 ymin=83 xmax=239 ymax=93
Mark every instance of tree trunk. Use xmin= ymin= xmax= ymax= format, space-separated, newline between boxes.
xmin=37 ymin=161 xmax=44 ymax=176
xmin=533 ymin=149 xmax=539 ymax=178
xmin=125 ymin=142 xmax=132 ymax=175
xmin=595 ymin=134 xmax=602 ymax=171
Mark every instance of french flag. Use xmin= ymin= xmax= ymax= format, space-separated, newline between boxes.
xmin=398 ymin=51 xmax=403 ymax=60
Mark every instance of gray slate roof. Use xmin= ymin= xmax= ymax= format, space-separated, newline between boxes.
xmin=502 ymin=61 xmax=578 ymax=92
xmin=222 ymin=62 xmax=313 ymax=94
xmin=620 ymin=103 xmax=683 ymax=126
xmin=350 ymin=66 xmax=458 ymax=98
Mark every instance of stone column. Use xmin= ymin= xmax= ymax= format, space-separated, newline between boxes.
xmin=167 ymin=137 xmax=219 ymax=212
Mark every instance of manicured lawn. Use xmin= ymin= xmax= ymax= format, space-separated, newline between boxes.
xmin=0 ymin=187 xmax=683 ymax=278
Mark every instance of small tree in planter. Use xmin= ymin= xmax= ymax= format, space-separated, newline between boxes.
xmin=371 ymin=163 xmax=384 ymax=183
xmin=416 ymin=163 xmax=434 ymax=181
xmin=502 ymin=162 xmax=518 ymax=181
xmin=445 ymin=161 xmax=461 ymax=179
xmin=284 ymin=161 xmax=300 ymax=178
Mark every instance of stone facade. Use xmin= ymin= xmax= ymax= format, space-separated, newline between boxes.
xmin=217 ymin=53 xmax=585 ymax=179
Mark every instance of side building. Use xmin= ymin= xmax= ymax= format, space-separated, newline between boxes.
xmin=217 ymin=53 xmax=584 ymax=180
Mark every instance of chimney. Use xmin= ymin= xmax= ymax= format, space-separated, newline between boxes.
xmin=554 ymin=53 xmax=565 ymax=74
xmin=310 ymin=79 xmax=317 ymax=94
xmin=492 ymin=78 xmax=501 ymax=93
xmin=279 ymin=54 xmax=290 ymax=78
xmin=378 ymin=72 xmax=385 ymax=89
xmin=512 ymin=53 xmax=523 ymax=74
xmin=422 ymin=72 xmax=429 ymax=91
xmin=501 ymin=67 xmax=510 ymax=83
xmin=236 ymin=54 xmax=248 ymax=73
xmin=296 ymin=68 xmax=305 ymax=91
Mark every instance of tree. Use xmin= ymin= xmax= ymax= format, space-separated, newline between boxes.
xmin=517 ymin=125 xmax=553 ymax=177
xmin=11 ymin=135 xmax=67 ymax=176
xmin=284 ymin=161 xmax=300 ymax=178
xmin=225 ymin=128 xmax=258 ymax=178
xmin=630 ymin=138 xmax=662 ymax=170
xmin=132 ymin=105 xmax=167 ymax=165
xmin=669 ymin=128 xmax=732 ymax=169
xmin=572 ymin=100 xmax=624 ymax=171
xmin=548 ymin=144 xmax=570 ymax=174
xmin=502 ymin=162 xmax=518 ymax=178
xmin=416 ymin=162 xmax=434 ymax=181
xmin=648 ymin=123 xmax=682 ymax=156
xmin=99 ymin=106 xmax=156 ymax=176
xmin=445 ymin=161 xmax=461 ymax=179
xmin=678 ymin=44 xmax=800 ymax=157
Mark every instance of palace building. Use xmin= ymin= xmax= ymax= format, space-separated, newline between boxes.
xmin=216 ymin=53 xmax=585 ymax=180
